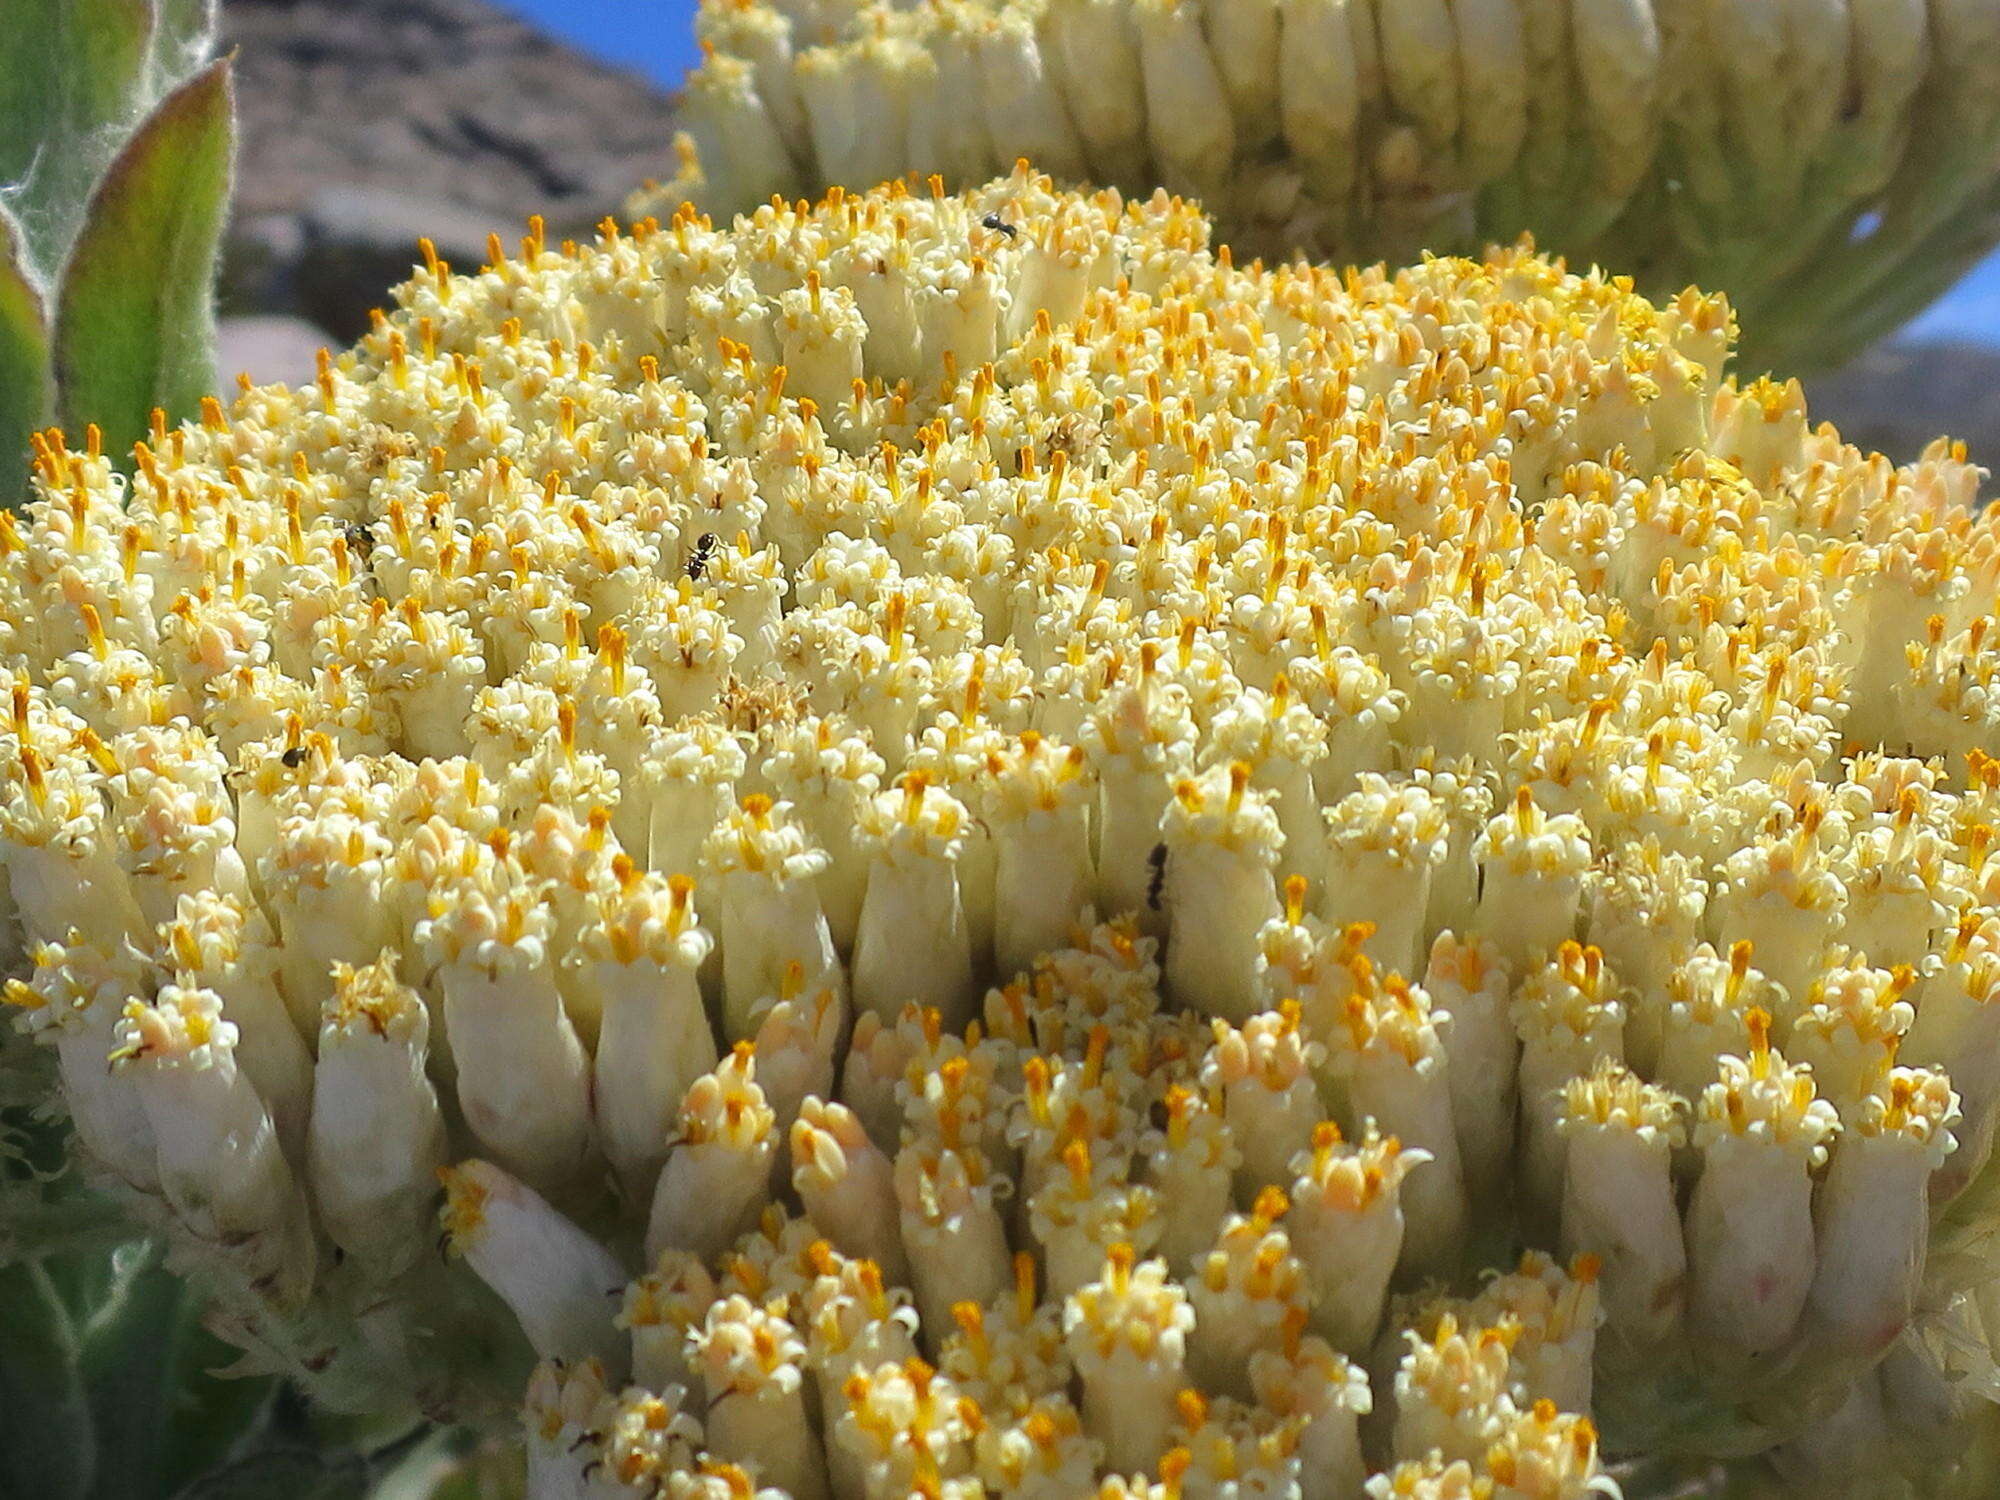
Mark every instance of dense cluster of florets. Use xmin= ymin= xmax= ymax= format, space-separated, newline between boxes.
xmin=5 ymin=169 xmax=2000 ymax=1497
xmin=656 ymin=0 xmax=2000 ymax=369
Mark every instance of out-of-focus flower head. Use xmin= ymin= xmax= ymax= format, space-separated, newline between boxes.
xmin=649 ymin=0 xmax=2000 ymax=372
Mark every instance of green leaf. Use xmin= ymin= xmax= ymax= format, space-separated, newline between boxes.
xmin=366 ymin=1430 xmax=525 ymax=1500
xmin=53 ymin=51 xmax=231 ymax=457
xmin=147 ymin=0 xmax=219 ymax=92
xmin=0 ymin=1259 xmax=98 ymax=1500
xmin=0 ymin=203 xmax=52 ymax=505
xmin=166 ymin=1448 xmax=371 ymax=1500
xmin=78 ymin=1250 xmax=278 ymax=1500
xmin=0 ymin=0 xmax=155 ymax=274
xmin=0 ymin=1181 xmax=137 ymax=1267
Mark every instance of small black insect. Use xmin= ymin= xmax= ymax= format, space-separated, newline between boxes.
xmin=280 ymin=746 xmax=307 ymax=769
xmin=981 ymin=211 xmax=1018 ymax=240
xmin=1146 ymin=842 xmax=1168 ymax=911
xmin=343 ymin=521 xmax=374 ymax=558
xmin=686 ymin=531 xmax=718 ymax=580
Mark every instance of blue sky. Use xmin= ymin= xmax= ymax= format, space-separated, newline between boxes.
xmin=1905 ymin=254 xmax=2000 ymax=345
xmin=503 ymin=0 xmax=2000 ymax=348
xmin=500 ymin=0 xmax=703 ymax=89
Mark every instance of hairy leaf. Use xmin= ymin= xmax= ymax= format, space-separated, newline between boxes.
xmin=166 ymin=1449 xmax=371 ymax=1500
xmin=53 ymin=52 xmax=231 ymax=455
xmin=80 ymin=1249 xmax=278 ymax=1500
xmin=0 ymin=0 xmax=154 ymax=275
xmin=0 ymin=1260 xmax=97 ymax=1500
xmin=147 ymin=0 xmax=220 ymax=94
xmin=0 ymin=204 xmax=51 ymax=505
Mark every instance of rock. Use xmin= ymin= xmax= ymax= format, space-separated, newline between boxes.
xmin=216 ymin=315 xmax=336 ymax=389
xmin=1802 ymin=340 xmax=2000 ymax=484
xmin=295 ymin=185 xmax=518 ymax=339
xmin=218 ymin=0 xmax=680 ymax=339
xmin=218 ymin=212 xmax=310 ymax=318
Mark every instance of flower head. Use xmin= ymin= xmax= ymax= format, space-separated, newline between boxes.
xmin=6 ymin=171 xmax=1997 ymax=1489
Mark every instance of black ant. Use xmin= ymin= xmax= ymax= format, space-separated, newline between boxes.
xmin=686 ymin=532 xmax=718 ymax=581
xmin=981 ymin=211 xmax=1018 ymax=240
xmin=280 ymin=746 xmax=307 ymax=769
xmin=1146 ymin=843 xmax=1168 ymax=910
xmin=343 ymin=521 xmax=374 ymax=558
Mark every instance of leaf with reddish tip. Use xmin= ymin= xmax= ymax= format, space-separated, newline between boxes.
xmin=53 ymin=52 xmax=232 ymax=460
xmin=0 ymin=204 xmax=51 ymax=508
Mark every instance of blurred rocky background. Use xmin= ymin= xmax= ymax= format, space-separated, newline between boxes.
xmin=212 ymin=0 xmax=2000 ymax=478
xmin=215 ymin=0 xmax=679 ymax=375
xmin=1804 ymin=340 xmax=2000 ymax=476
